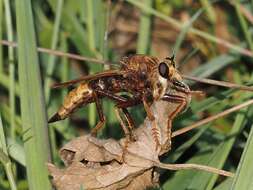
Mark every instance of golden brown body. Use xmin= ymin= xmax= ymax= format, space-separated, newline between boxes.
xmin=50 ymin=83 xmax=93 ymax=121
xmin=121 ymin=55 xmax=185 ymax=100
xmin=49 ymin=55 xmax=189 ymax=145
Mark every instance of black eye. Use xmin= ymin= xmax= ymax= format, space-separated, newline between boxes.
xmin=159 ymin=62 xmax=169 ymax=78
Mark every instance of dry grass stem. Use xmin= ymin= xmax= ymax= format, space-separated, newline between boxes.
xmin=0 ymin=40 xmax=115 ymax=66
xmin=172 ymin=99 xmax=253 ymax=138
xmin=183 ymin=75 xmax=253 ymax=92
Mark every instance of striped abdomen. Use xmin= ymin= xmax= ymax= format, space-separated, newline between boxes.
xmin=48 ymin=83 xmax=93 ymax=123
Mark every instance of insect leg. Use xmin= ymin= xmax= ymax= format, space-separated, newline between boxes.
xmin=121 ymin=108 xmax=135 ymax=134
xmin=161 ymin=94 xmax=187 ymax=152
xmin=95 ymin=89 xmax=141 ymax=139
xmin=115 ymin=97 xmax=141 ymax=139
xmin=114 ymin=108 xmax=131 ymax=138
xmin=143 ymin=99 xmax=161 ymax=150
xmin=114 ymin=99 xmax=141 ymax=162
xmin=95 ymin=89 xmax=128 ymax=103
xmin=90 ymin=92 xmax=106 ymax=136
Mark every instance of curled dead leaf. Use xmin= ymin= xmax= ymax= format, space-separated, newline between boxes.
xmin=48 ymin=88 xmax=233 ymax=190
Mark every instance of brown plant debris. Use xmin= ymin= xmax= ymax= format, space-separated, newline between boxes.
xmin=48 ymin=89 xmax=233 ymax=190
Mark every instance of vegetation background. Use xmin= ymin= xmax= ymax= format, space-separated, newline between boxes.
xmin=1 ymin=0 xmax=253 ymax=189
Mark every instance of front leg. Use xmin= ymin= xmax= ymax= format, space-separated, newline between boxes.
xmin=143 ymin=98 xmax=161 ymax=150
xmin=161 ymin=94 xmax=187 ymax=153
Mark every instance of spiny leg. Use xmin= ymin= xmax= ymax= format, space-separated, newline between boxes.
xmin=114 ymin=107 xmax=131 ymax=139
xmin=95 ymin=88 xmax=141 ymax=139
xmin=143 ymin=99 xmax=161 ymax=150
xmin=114 ymin=101 xmax=141 ymax=162
xmin=90 ymin=92 xmax=106 ymax=136
xmin=114 ymin=106 xmax=137 ymax=141
xmin=121 ymin=108 xmax=135 ymax=135
xmin=115 ymin=98 xmax=140 ymax=139
xmin=162 ymin=94 xmax=187 ymax=151
xmin=95 ymin=89 xmax=141 ymax=161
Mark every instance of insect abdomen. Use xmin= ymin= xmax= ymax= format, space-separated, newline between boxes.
xmin=48 ymin=83 xmax=93 ymax=123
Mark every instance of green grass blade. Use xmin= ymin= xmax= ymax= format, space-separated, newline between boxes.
xmin=200 ymin=0 xmax=216 ymax=23
xmin=230 ymin=123 xmax=253 ymax=189
xmin=188 ymin=136 xmax=236 ymax=190
xmin=94 ymin=0 xmax=117 ymax=128
xmin=213 ymin=178 xmax=233 ymax=190
xmin=189 ymin=54 xmax=236 ymax=79
xmin=160 ymin=124 xmax=210 ymax=177
xmin=95 ymin=0 xmax=108 ymax=59
xmin=7 ymin=138 xmax=26 ymax=166
xmin=174 ymin=9 xmax=203 ymax=56
xmin=163 ymin=93 xmax=248 ymax=189
xmin=234 ymin=1 xmax=253 ymax=51
xmin=179 ymin=48 xmax=199 ymax=66
xmin=0 ymin=115 xmax=17 ymax=190
xmin=44 ymin=0 xmax=64 ymax=103
xmin=4 ymin=162 xmax=17 ymax=190
xmin=208 ymin=107 xmax=250 ymax=190
xmin=0 ymin=73 xmax=20 ymax=96
xmin=4 ymin=0 xmax=16 ymax=141
xmin=137 ymin=0 xmax=153 ymax=54
xmin=85 ymin=0 xmax=99 ymax=127
xmin=0 ymin=149 xmax=17 ymax=190
xmin=228 ymin=49 xmax=253 ymax=188
xmin=0 ymin=114 xmax=7 ymax=154
xmin=44 ymin=0 xmax=64 ymax=162
xmin=15 ymin=0 xmax=52 ymax=189
xmin=168 ymin=125 xmax=209 ymax=162
xmin=163 ymin=145 xmax=214 ymax=189
xmin=86 ymin=0 xmax=96 ymax=51
xmin=0 ymin=0 xmax=3 ymax=73
xmin=0 ymin=104 xmax=22 ymax=132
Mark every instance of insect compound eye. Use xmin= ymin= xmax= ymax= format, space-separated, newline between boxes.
xmin=158 ymin=62 xmax=169 ymax=79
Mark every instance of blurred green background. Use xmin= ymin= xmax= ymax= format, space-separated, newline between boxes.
xmin=1 ymin=0 xmax=253 ymax=189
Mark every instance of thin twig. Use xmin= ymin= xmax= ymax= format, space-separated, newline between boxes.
xmin=183 ymin=75 xmax=253 ymax=92
xmin=0 ymin=40 xmax=117 ymax=66
xmin=172 ymin=99 xmax=253 ymax=138
xmin=156 ymin=162 xmax=234 ymax=177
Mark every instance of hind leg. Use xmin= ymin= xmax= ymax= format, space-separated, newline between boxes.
xmin=114 ymin=97 xmax=140 ymax=140
xmin=90 ymin=92 xmax=106 ymax=136
xmin=114 ymin=106 xmax=137 ymax=142
xmin=95 ymin=89 xmax=141 ymax=138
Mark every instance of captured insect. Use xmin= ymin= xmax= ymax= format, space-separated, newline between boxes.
xmin=48 ymin=55 xmax=190 ymax=145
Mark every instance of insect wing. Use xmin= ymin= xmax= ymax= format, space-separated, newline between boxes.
xmin=52 ymin=70 xmax=127 ymax=89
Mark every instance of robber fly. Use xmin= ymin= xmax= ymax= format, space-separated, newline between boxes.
xmin=48 ymin=55 xmax=190 ymax=144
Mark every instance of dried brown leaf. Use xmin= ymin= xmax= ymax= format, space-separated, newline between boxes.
xmin=48 ymin=89 xmax=233 ymax=190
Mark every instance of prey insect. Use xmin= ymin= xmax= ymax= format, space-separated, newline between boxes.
xmin=49 ymin=55 xmax=190 ymax=146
